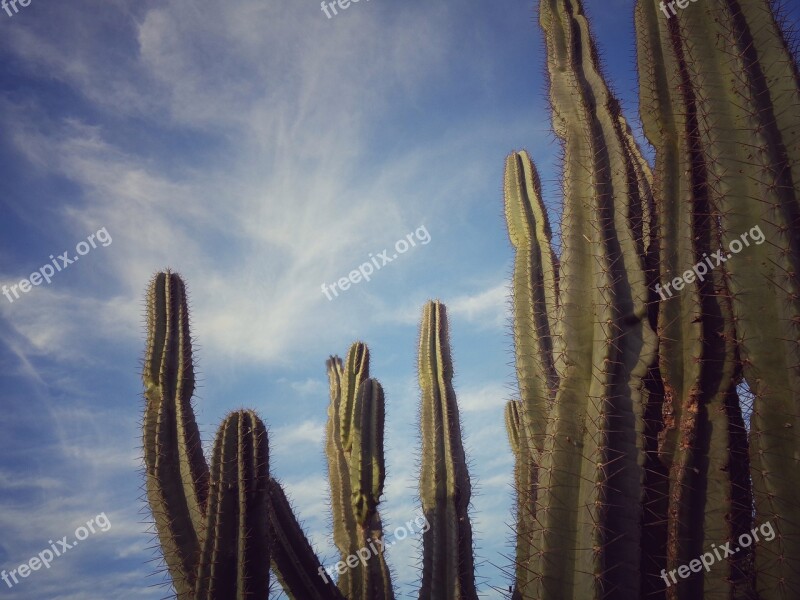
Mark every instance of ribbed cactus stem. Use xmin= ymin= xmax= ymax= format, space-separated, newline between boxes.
xmin=635 ymin=0 xmax=796 ymax=596
xmin=350 ymin=378 xmax=393 ymax=600
xmin=504 ymin=149 xmax=559 ymax=451
xmin=268 ymin=477 xmax=345 ymax=600
xmin=350 ymin=378 xmax=386 ymax=526
xmin=511 ymin=1 xmax=658 ymax=597
xmin=142 ymin=270 xmax=209 ymax=599
xmin=326 ymin=347 xmax=394 ymax=600
xmin=195 ymin=410 xmax=270 ymax=600
xmin=340 ymin=342 xmax=369 ymax=453
xmin=418 ymin=301 xmax=478 ymax=600
xmin=504 ymin=399 xmax=538 ymax=600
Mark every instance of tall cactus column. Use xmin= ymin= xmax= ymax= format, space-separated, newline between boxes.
xmin=635 ymin=0 xmax=798 ymax=597
xmin=510 ymin=0 xmax=658 ymax=598
xmin=503 ymin=150 xmax=558 ymax=599
xmin=325 ymin=343 xmax=394 ymax=600
xmin=195 ymin=410 xmax=271 ymax=600
xmin=143 ymin=271 xmax=209 ymax=599
xmin=418 ymin=301 xmax=478 ymax=600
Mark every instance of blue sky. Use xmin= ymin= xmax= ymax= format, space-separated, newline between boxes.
xmin=1 ymin=1 xmax=798 ymax=599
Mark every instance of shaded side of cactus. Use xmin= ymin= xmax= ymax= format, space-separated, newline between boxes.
xmin=418 ymin=301 xmax=478 ymax=600
xmin=503 ymin=1 xmax=658 ymax=598
xmin=195 ymin=410 xmax=271 ymax=600
xmin=635 ymin=0 xmax=799 ymax=596
xmin=143 ymin=270 xmax=346 ymax=600
xmin=142 ymin=271 xmax=209 ymax=599
xmin=268 ymin=477 xmax=345 ymax=600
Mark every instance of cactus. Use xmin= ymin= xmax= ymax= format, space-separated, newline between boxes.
xmin=195 ymin=410 xmax=271 ymax=600
xmin=142 ymin=272 xmax=475 ymax=599
xmin=142 ymin=271 xmax=209 ymax=599
xmin=635 ymin=1 xmax=800 ymax=597
xmin=504 ymin=0 xmax=799 ymax=599
xmin=418 ymin=301 xmax=478 ymax=600
xmin=325 ymin=346 xmax=394 ymax=600
xmin=142 ymin=271 xmax=332 ymax=600
xmin=140 ymin=1 xmax=799 ymax=599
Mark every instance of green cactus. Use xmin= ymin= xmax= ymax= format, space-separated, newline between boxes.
xmin=324 ymin=346 xmax=394 ymax=600
xmin=504 ymin=0 xmax=799 ymax=599
xmin=635 ymin=1 xmax=800 ymax=597
xmin=418 ymin=300 xmax=478 ymax=600
xmin=195 ymin=409 xmax=271 ymax=600
xmin=142 ymin=271 xmax=209 ymax=599
xmin=142 ymin=272 xmax=475 ymax=599
xmin=268 ymin=477 xmax=345 ymax=600
xmin=142 ymin=271 xmax=338 ymax=600
xmin=140 ymin=1 xmax=799 ymax=599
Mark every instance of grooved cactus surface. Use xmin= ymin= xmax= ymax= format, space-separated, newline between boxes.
xmin=195 ymin=410 xmax=271 ymax=600
xmin=418 ymin=301 xmax=478 ymax=600
xmin=325 ymin=345 xmax=394 ymax=600
xmin=139 ymin=1 xmax=799 ymax=598
xmin=143 ymin=271 xmax=209 ymax=599
xmin=504 ymin=1 xmax=799 ymax=599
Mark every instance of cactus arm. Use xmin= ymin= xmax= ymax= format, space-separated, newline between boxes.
xmin=534 ymin=3 xmax=599 ymax=592
xmin=502 ymin=150 xmax=556 ymax=597
xmin=326 ymin=350 xmax=394 ymax=600
xmin=350 ymin=378 xmax=394 ymax=600
xmin=635 ymin=3 xmax=716 ymax=596
xmin=142 ymin=271 xmax=209 ymax=598
xmin=268 ymin=477 xmax=346 ymax=600
xmin=325 ymin=356 xmax=358 ymax=597
xmin=417 ymin=301 xmax=478 ymax=600
xmin=504 ymin=399 xmax=538 ymax=599
xmin=340 ymin=342 xmax=370 ymax=453
xmin=195 ymin=410 xmax=270 ymax=600
xmin=533 ymin=1 xmax=658 ymax=597
xmin=504 ymin=150 xmax=559 ymax=451
xmin=350 ymin=378 xmax=386 ymax=525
